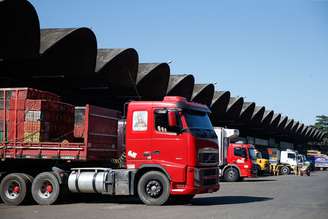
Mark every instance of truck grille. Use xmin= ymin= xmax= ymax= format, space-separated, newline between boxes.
xmin=198 ymin=152 xmax=219 ymax=165
xmin=195 ymin=167 xmax=219 ymax=187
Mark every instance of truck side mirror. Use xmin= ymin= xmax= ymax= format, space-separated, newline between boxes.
xmin=168 ymin=111 xmax=177 ymax=127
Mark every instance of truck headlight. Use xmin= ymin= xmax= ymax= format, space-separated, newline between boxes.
xmin=194 ymin=168 xmax=200 ymax=187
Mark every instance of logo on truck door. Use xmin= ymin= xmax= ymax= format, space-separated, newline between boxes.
xmin=133 ymin=111 xmax=148 ymax=131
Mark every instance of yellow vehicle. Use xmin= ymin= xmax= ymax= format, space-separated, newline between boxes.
xmin=255 ymin=149 xmax=270 ymax=175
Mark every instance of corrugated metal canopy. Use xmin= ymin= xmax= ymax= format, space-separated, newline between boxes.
xmin=93 ymin=48 xmax=138 ymax=95
xmin=278 ymin=116 xmax=288 ymax=129
xmin=191 ymin=84 xmax=214 ymax=106
xmin=240 ymin=102 xmax=256 ymax=121
xmin=284 ymin=119 xmax=294 ymax=131
xmin=261 ymin=110 xmax=274 ymax=126
xmin=226 ymin=97 xmax=244 ymax=120
xmin=166 ymin=74 xmax=194 ymax=100
xmin=137 ymin=63 xmax=170 ymax=100
xmin=0 ymin=0 xmax=40 ymax=60
xmin=270 ymin=113 xmax=282 ymax=128
xmin=39 ymin=28 xmax=97 ymax=77
xmin=250 ymin=106 xmax=265 ymax=124
xmin=291 ymin=121 xmax=300 ymax=133
xmin=210 ymin=91 xmax=230 ymax=125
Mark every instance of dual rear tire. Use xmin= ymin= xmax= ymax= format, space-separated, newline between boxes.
xmin=0 ymin=172 xmax=61 ymax=205
xmin=0 ymin=173 xmax=33 ymax=205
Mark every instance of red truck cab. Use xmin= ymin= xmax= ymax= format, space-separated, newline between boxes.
xmin=125 ymin=96 xmax=220 ymax=200
xmin=223 ymin=143 xmax=257 ymax=181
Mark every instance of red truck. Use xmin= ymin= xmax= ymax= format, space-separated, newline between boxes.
xmin=0 ymin=88 xmax=220 ymax=206
xmin=214 ymin=127 xmax=257 ymax=182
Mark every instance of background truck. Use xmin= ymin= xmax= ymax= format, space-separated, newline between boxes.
xmin=0 ymin=88 xmax=220 ymax=206
xmin=307 ymin=150 xmax=328 ymax=171
xmin=254 ymin=149 xmax=270 ymax=175
xmin=214 ymin=127 xmax=257 ymax=182
xmin=268 ymin=148 xmax=298 ymax=175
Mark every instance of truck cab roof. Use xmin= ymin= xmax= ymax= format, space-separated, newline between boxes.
xmin=129 ymin=96 xmax=211 ymax=113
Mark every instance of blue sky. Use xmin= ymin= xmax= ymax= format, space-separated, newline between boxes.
xmin=30 ymin=0 xmax=328 ymax=125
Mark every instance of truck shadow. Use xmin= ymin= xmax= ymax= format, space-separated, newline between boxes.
xmin=190 ymin=196 xmax=273 ymax=206
xmin=58 ymin=194 xmax=272 ymax=206
xmin=240 ymin=179 xmax=277 ymax=182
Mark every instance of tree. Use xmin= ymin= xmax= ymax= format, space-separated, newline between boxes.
xmin=314 ymin=115 xmax=328 ymax=145
xmin=314 ymin=115 xmax=328 ymax=132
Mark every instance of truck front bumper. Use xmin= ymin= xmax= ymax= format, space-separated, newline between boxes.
xmin=170 ymin=166 xmax=220 ymax=195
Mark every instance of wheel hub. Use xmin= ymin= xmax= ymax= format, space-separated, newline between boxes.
xmin=146 ymin=180 xmax=162 ymax=198
xmin=39 ymin=181 xmax=53 ymax=198
xmin=5 ymin=181 xmax=20 ymax=199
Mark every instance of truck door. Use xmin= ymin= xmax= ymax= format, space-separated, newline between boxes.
xmin=150 ymin=108 xmax=187 ymax=182
xmin=125 ymin=108 xmax=152 ymax=168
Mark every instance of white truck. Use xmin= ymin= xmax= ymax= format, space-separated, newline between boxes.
xmin=269 ymin=148 xmax=298 ymax=175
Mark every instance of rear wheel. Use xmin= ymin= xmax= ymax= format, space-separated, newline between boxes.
xmin=32 ymin=172 xmax=60 ymax=205
xmin=224 ymin=167 xmax=239 ymax=182
xmin=0 ymin=173 xmax=32 ymax=205
xmin=280 ymin=166 xmax=290 ymax=175
xmin=137 ymin=171 xmax=170 ymax=205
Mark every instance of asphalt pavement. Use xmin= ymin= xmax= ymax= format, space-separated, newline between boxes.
xmin=1 ymin=171 xmax=328 ymax=219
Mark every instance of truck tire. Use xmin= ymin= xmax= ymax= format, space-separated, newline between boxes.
xmin=224 ymin=167 xmax=239 ymax=182
xmin=32 ymin=172 xmax=60 ymax=205
xmin=0 ymin=173 xmax=32 ymax=205
xmin=280 ymin=166 xmax=290 ymax=175
xmin=137 ymin=171 xmax=170 ymax=205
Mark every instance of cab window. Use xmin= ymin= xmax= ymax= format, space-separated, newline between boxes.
xmin=288 ymin=153 xmax=296 ymax=159
xmin=154 ymin=109 xmax=181 ymax=133
xmin=234 ymin=147 xmax=247 ymax=158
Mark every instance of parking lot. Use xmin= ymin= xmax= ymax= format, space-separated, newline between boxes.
xmin=1 ymin=171 xmax=327 ymax=219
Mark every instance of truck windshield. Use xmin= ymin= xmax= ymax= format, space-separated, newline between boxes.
xmin=184 ymin=110 xmax=216 ymax=138
xmin=248 ymin=148 xmax=257 ymax=160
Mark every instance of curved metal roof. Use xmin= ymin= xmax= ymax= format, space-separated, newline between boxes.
xmin=315 ymin=130 xmax=322 ymax=140
xmin=284 ymin=119 xmax=294 ymax=131
xmin=320 ymin=132 xmax=327 ymax=141
xmin=270 ymin=113 xmax=282 ymax=128
xmin=137 ymin=63 xmax=170 ymax=100
xmin=39 ymin=28 xmax=97 ymax=77
xmin=93 ymin=48 xmax=138 ymax=95
xmin=305 ymin=127 xmax=314 ymax=138
xmin=191 ymin=84 xmax=214 ymax=106
xmin=300 ymin=126 xmax=308 ymax=136
xmin=240 ymin=102 xmax=256 ymax=121
xmin=210 ymin=91 xmax=231 ymax=124
xmin=166 ymin=74 xmax=194 ymax=100
xmin=296 ymin=123 xmax=304 ymax=135
xmin=291 ymin=121 xmax=300 ymax=133
xmin=309 ymin=128 xmax=317 ymax=138
xmin=226 ymin=97 xmax=244 ymax=120
xmin=261 ymin=110 xmax=274 ymax=126
xmin=313 ymin=130 xmax=320 ymax=140
xmin=250 ymin=106 xmax=265 ymax=123
xmin=0 ymin=0 xmax=40 ymax=59
xmin=278 ymin=116 xmax=288 ymax=129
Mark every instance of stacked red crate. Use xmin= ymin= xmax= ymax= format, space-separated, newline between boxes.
xmin=24 ymin=100 xmax=75 ymax=143
xmin=0 ymin=88 xmax=74 ymax=143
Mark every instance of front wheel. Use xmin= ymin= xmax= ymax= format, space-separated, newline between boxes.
xmin=32 ymin=172 xmax=61 ymax=205
xmin=280 ymin=166 xmax=290 ymax=175
xmin=224 ymin=167 xmax=239 ymax=182
xmin=137 ymin=171 xmax=170 ymax=206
